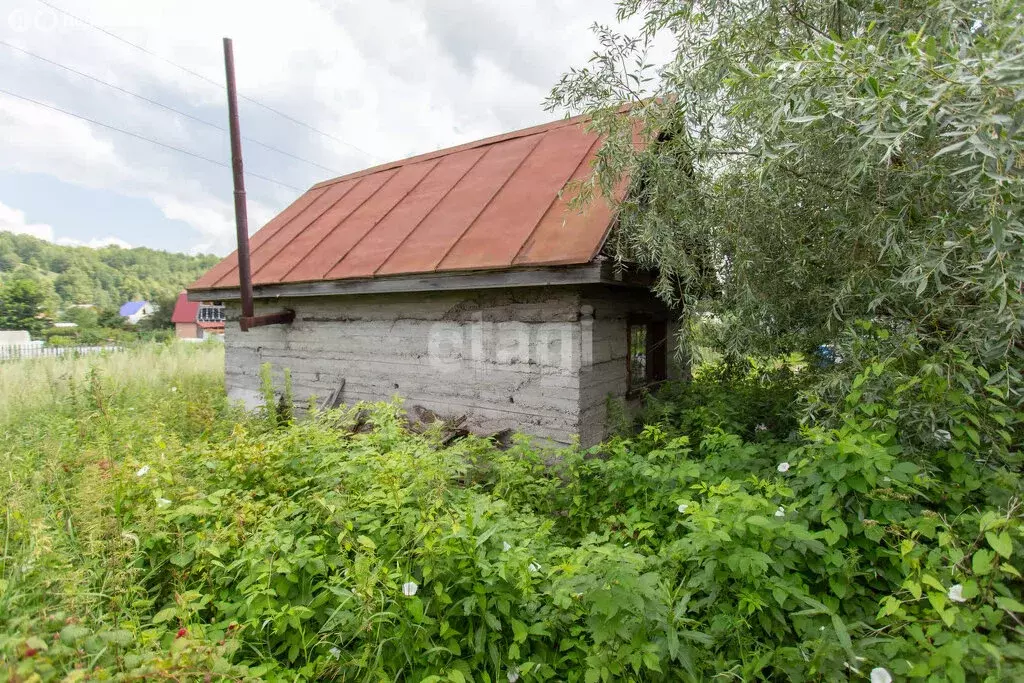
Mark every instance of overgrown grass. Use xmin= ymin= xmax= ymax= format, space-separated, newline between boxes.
xmin=0 ymin=342 xmax=224 ymax=423
xmin=1 ymin=347 xmax=1021 ymax=681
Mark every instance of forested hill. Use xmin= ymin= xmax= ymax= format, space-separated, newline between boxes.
xmin=0 ymin=232 xmax=220 ymax=311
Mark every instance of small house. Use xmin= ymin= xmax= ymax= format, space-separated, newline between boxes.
xmin=119 ymin=301 xmax=153 ymax=325
xmin=189 ymin=115 xmax=679 ymax=446
xmin=170 ymin=291 xmax=225 ymax=341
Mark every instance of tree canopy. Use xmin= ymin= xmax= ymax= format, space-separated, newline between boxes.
xmin=0 ymin=232 xmax=219 ymax=323
xmin=552 ymin=0 xmax=1020 ymax=348
xmin=0 ymin=277 xmax=47 ymax=335
xmin=549 ymin=0 xmax=1022 ymax=437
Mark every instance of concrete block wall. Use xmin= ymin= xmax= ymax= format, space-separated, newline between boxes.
xmin=223 ymin=284 xmax=677 ymax=446
xmin=578 ymin=285 xmax=679 ymax=446
xmin=225 ymin=287 xmax=588 ymax=443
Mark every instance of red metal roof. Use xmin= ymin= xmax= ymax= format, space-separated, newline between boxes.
xmin=190 ymin=114 xmax=619 ymax=291
xmin=170 ymin=291 xmax=199 ymax=323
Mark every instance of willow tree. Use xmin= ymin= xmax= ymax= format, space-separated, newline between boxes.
xmin=550 ymin=0 xmax=1022 ymax=447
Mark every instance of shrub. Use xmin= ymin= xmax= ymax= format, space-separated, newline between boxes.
xmin=2 ymin=356 xmax=1020 ymax=681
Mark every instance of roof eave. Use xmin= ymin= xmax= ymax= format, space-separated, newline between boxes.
xmin=187 ymin=262 xmax=653 ymax=303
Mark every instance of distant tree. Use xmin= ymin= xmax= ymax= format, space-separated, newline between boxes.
xmin=0 ymin=249 xmax=20 ymax=272
xmin=0 ymin=278 xmax=48 ymax=334
xmin=96 ymin=307 xmax=125 ymax=330
xmin=137 ymin=294 xmax=176 ymax=332
xmin=0 ymin=231 xmax=219 ymax=314
xmin=54 ymin=267 xmax=95 ymax=304
xmin=63 ymin=306 xmax=99 ymax=329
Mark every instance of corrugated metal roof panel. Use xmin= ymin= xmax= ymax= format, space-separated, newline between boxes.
xmin=437 ymin=124 xmax=597 ymax=272
xmin=327 ymin=147 xmax=487 ymax=279
xmin=377 ymin=134 xmax=541 ymax=276
xmin=192 ymin=114 xmax=621 ymax=291
xmin=192 ymin=185 xmax=330 ymax=290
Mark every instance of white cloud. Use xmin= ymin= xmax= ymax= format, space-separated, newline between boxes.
xmin=0 ymin=0 xmax=629 ymax=255
xmin=0 ymin=199 xmax=130 ymax=248
xmin=0 ymin=200 xmax=54 ymax=240
xmin=56 ymin=236 xmax=133 ymax=248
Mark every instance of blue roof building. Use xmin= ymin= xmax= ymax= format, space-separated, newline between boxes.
xmin=119 ymin=301 xmax=152 ymax=324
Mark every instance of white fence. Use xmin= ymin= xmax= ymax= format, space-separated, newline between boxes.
xmin=0 ymin=344 xmax=124 ymax=362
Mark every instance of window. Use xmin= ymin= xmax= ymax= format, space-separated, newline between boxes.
xmin=197 ymin=304 xmax=225 ymax=322
xmin=627 ymin=317 xmax=668 ymax=396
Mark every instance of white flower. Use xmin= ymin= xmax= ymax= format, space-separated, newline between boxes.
xmin=156 ymin=498 xmax=172 ymax=507
xmin=755 ymin=423 xmax=767 ymax=432
xmin=329 ymin=646 xmax=341 ymax=659
xmin=402 ymin=581 xmax=418 ymax=597
xmin=677 ymin=503 xmax=688 ymax=513
xmin=870 ymin=667 xmax=892 ymax=683
xmin=503 ymin=541 xmax=512 ymax=552
xmin=529 ymin=562 xmax=541 ymax=573
xmin=775 ymin=506 xmax=786 ymax=518
xmin=507 ymin=667 xmax=520 ymax=683
xmin=948 ymin=584 xmax=967 ymax=603
xmin=171 ymin=386 xmax=178 ymax=393
xmin=777 ymin=462 xmax=791 ymax=473
xmin=934 ymin=429 xmax=952 ymax=444
xmin=136 ymin=465 xmax=150 ymax=477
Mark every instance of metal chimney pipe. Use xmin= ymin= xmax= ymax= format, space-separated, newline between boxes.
xmin=222 ymin=37 xmax=294 ymax=333
xmin=223 ymin=37 xmax=255 ymax=328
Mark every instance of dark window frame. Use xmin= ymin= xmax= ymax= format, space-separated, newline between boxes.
xmin=197 ymin=304 xmax=226 ymax=323
xmin=626 ymin=315 xmax=668 ymax=398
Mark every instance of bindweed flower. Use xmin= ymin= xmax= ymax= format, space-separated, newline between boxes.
xmin=775 ymin=506 xmax=785 ymax=518
xmin=329 ymin=646 xmax=341 ymax=659
xmin=777 ymin=462 xmax=790 ymax=473
xmin=529 ymin=562 xmax=541 ymax=573
xmin=402 ymin=582 xmax=418 ymax=597
xmin=934 ymin=429 xmax=952 ymax=444
xmin=503 ymin=541 xmax=512 ymax=552
xmin=156 ymin=498 xmax=172 ymax=507
xmin=870 ymin=667 xmax=892 ymax=683
xmin=171 ymin=386 xmax=178 ymax=393
xmin=136 ymin=465 xmax=150 ymax=477
xmin=677 ymin=503 xmax=688 ymax=513
xmin=948 ymin=584 xmax=967 ymax=603
xmin=507 ymin=667 xmax=520 ymax=683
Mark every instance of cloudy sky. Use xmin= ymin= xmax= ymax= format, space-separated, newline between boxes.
xmin=0 ymin=0 xmax=626 ymax=255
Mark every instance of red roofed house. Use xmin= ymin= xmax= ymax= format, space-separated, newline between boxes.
xmin=189 ymin=115 xmax=679 ymax=446
xmin=170 ymin=291 xmax=225 ymax=341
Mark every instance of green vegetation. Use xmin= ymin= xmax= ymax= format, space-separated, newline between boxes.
xmin=1 ymin=346 xmax=1020 ymax=681
xmin=0 ymin=231 xmax=218 ymax=332
xmin=1 ymin=1 xmax=1021 ymax=680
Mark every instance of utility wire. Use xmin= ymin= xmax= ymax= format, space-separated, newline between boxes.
xmin=0 ymin=40 xmax=341 ymax=174
xmin=0 ymin=87 xmax=302 ymax=191
xmin=33 ymin=0 xmax=383 ymax=163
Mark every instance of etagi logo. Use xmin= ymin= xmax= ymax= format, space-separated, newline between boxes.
xmin=8 ymin=6 xmax=80 ymax=34
xmin=427 ymin=312 xmax=594 ymax=374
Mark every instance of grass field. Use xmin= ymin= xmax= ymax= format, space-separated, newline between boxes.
xmin=1 ymin=343 xmax=1020 ymax=682
xmin=1 ymin=343 xmax=233 ymax=679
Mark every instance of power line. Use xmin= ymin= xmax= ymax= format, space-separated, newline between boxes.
xmin=0 ymin=87 xmax=302 ymax=191
xmin=33 ymin=0 xmax=383 ymax=163
xmin=0 ymin=40 xmax=342 ymax=174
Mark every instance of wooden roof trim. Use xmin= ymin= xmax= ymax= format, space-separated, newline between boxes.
xmin=188 ymin=262 xmax=654 ymax=302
